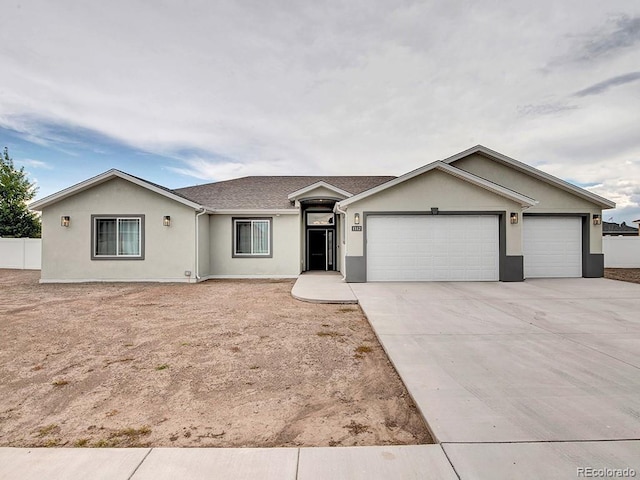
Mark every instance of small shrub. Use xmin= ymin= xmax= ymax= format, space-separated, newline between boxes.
xmin=355 ymin=345 xmax=373 ymax=354
xmin=343 ymin=420 xmax=370 ymax=435
xmin=36 ymin=424 xmax=59 ymax=437
xmin=111 ymin=426 xmax=151 ymax=438
xmin=74 ymin=438 xmax=89 ymax=447
xmin=155 ymin=364 xmax=169 ymax=371
xmin=43 ymin=438 xmax=62 ymax=447
xmin=316 ymin=331 xmax=343 ymax=338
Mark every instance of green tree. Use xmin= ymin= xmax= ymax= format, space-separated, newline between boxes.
xmin=0 ymin=147 xmax=41 ymax=238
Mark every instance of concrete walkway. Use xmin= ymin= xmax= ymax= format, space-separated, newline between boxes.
xmin=291 ymin=271 xmax=358 ymax=304
xmin=351 ymin=278 xmax=640 ymax=478
xmin=0 ymin=445 xmax=457 ymax=480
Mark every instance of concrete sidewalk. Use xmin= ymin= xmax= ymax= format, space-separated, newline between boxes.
xmin=291 ymin=271 xmax=358 ymax=304
xmin=0 ymin=445 xmax=457 ymax=480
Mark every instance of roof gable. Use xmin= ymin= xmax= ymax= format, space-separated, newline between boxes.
xmin=443 ymin=145 xmax=615 ymax=209
xmin=337 ymin=161 xmax=537 ymax=208
xmin=287 ymin=181 xmax=353 ymax=201
xmin=30 ymin=169 xmax=204 ymax=211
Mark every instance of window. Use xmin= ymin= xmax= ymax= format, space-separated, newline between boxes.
xmin=307 ymin=212 xmax=334 ymax=225
xmin=233 ymin=218 xmax=271 ymax=257
xmin=92 ymin=216 xmax=144 ymax=259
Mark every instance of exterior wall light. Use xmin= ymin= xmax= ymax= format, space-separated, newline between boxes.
xmin=163 ymin=215 xmax=171 ymax=227
xmin=354 ymin=213 xmax=360 ymax=225
xmin=592 ymin=214 xmax=601 ymax=226
xmin=510 ymin=212 xmax=518 ymax=224
xmin=61 ymin=216 xmax=70 ymax=227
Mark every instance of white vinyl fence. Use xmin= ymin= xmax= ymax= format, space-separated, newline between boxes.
xmin=603 ymin=236 xmax=640 ymax=268
xmin=0 ymin=238 xmax=42 ymax=269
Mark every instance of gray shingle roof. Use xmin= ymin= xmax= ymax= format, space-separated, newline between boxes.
xmin=603 ymin=221 xmax=638 ymax=235
xmin=174 ymin=176 xmax=396 ymax=210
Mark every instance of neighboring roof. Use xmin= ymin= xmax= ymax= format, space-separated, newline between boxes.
xmin=337 ymin=161 xmax=538 ymax=208
xmin=30 ymin=169 xmax=204 ymax=211
xmin=442 ymin=145 xmax=616 ymax=209
xmin=603 ymin=221 xmax=638 ymax=235
xmin=175 ymin=176 xmax=395 ymax=210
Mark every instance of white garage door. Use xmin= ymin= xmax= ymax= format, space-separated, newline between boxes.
xmin=367 ymin=215 xmax=499 ymax=281
xmin=523 ymin=217 xmax=582 ymax=278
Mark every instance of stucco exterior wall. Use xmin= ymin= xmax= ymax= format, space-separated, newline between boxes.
xmin=295 ymin=185 xmax=348 ymax=201
xmin=453 ymin=154 xmax=605 ymax=253
xmin=40 ymin=178 xmax=197 ymax=282
xmin=208 ymin=213 xmax=301 ymax=277
xmin=344 ymin=169 xmax=523 ymax=257
xmin=197 ymin=214 xmax=210 ymax=278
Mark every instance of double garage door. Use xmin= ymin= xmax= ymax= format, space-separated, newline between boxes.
xmin=367 ymin=215 xmax=500 ymax=281
xmin=366 ymin=215 xmax=582 ymax=281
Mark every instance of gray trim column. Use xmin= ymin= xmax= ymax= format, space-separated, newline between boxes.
xmin=498 ymin=212 xmax=524 ymax=282
xmin=345 ymin=256 xmax=366 ymax=282
xmin=582 ymin=215 xmax=604 ymax=277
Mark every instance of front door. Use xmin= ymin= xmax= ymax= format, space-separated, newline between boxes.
xmin=307 ymin=229 xmax=335 ymax=270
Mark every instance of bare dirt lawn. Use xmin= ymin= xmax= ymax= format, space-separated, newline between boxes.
xmin=605 ymin=268 xmax=640 ymax=285
xmin=0 ymin=270 xmax=431 ymax=448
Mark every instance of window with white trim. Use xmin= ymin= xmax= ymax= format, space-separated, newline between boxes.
xmin=233 ymin=218 xmax=271 ymax=256
xmin=92 ymin=216 xmax=144 ymax=259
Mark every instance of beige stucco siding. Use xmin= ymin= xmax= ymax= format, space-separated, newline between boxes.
xmin=197 ymin=214 xmax=210 ymax=278
xmin=295 ymin=185 xmax=348 ymax=201
xmin=40 ymin=178 xmax=197 ymax=282
xmin=453 ymin=154 xmax=604 ymax=253
xmin=344 ymin=169 xmax=523 ymax=257
xmin=208 ymin=214 xmax=301 ymax=276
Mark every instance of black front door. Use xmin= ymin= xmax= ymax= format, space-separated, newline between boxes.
xmin=308 ymin=229 xmax=327 ymax=270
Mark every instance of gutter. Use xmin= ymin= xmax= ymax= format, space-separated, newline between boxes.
xmin=194 ymin=208 xmax=208 ymax=281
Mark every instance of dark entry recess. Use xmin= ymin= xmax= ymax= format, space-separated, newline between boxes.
xmin=307 ymin=228 xmax=335 ymax=270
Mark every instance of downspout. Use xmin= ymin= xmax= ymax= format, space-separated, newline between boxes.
xmin=334 ymin=203 xmax=348 ymax=280
xmin=195 ymin=208 xmax=207 ymax=281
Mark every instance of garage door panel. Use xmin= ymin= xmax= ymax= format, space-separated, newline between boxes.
xmin=523 ymin=217 xmax=582 ymax=278
xmin=367 ymin=215 xmax=499 ymax=282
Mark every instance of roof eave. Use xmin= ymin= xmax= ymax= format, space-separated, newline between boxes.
xmin=30 ymin=169 xmax=204 ymax=211
xmin=208 ymin=208 xmax=299 ymax=215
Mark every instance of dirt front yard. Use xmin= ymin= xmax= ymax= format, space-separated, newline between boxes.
xmin=604 ymin=268 xmax=640 ymax=285
xmin=0 ymin=270 xmax=431 ymax=448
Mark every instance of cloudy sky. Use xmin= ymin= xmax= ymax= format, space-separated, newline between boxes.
xmin=1 ymin=1 xmax=639 ymax=223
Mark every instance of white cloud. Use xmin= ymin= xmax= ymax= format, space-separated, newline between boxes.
xmin=17 ymin=158 xmax=53 ymax=170
xmin=1 ymin=0 xmax=639 ymax=220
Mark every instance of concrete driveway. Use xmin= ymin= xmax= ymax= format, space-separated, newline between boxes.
xmin=351 ymin=278 xmax=640 ymax=477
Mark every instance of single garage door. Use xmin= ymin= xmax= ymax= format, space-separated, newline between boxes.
xmin=367 ymin=215 xmax=499 ymax=281
xmin=523 ymin=216 xmax=582 ymax=278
